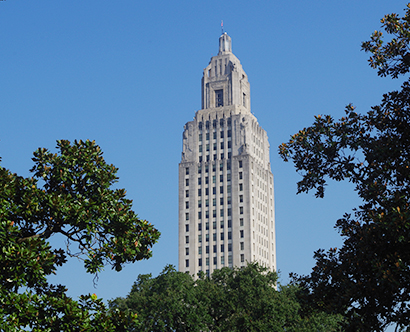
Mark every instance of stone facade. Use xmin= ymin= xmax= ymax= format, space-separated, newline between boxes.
xmin=179 ymin=33 xmax=276 ymax=276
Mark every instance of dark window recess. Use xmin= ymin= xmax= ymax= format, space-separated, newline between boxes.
xmin=215 ymin=89 xmax=223 ymax=107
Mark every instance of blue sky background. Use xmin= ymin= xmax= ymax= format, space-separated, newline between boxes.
xmin=0 ymin=0 xmax=407 ymax=312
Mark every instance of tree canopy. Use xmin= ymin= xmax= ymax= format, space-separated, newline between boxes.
xmin=279 ymin=4 xmax=410 ymax=331
xmin=1 ymin=139 xmax=160 ymax=331
xmin=111 ymin=263 xmax=343 ymax=332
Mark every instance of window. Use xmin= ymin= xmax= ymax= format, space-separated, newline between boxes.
xmin=198 ymin=189 xmax=202 ymax=196
xmin=206 ymin=257 xmax=209 ymax=266
xmin=199 ymin=145 xmax=202 ymax=153
xmin=186 ymin=179 xmax=189 ymax=186
xmin=213 ymin=187 xmax=216 ymax=195
xmin=213 ymin=143 xmax=217 ymax=150
xmin=239 ymin=172 xmax=243 ymax=180
xmin=240 ymin=218 xmax=243 ymax=227
xmin=228 ymin=243 xmax=232 ymax=252
xmin=221 ymin=244 xmax=225 ymax=252
xmin=213 ymin=210 xmax=216 ymax=218
xmin=213 ymin=221 xmax=216 ymax=229
xmin=220 ymin=131 xmax=224 ymax=138
xmin=199 ymin=156 xmax=202 ymax=162
xmin=206 ymin=222 xmax=209 ymax=230
xmin=239 ymin=160 xmax=243 ymax=168
xmin=213 ymin=131 xmax=217 ymax=139
xmin=199 ymin=246 xmax=202 ymax=255
xmin=228 ymin=232 xmax=232 ymax=240
xmin=215 ymin=89 xmax=223 ymax=107
xmin=221 ymin=142 xmax=224 ymax=149
xmin=186 ymin=190 xmax=189 ymax=198
xmin=185 ymin=168 xmax=189 ymax=175
xmin=206 ymin=211 xmax=209 ymax=218
xmin=239 ymin=183 xmax=243 ymax=191
xmin=228 ymin=141 xmax=231 ymax=148
xmin=239 ymin=195 xmax=243 ymax=203
xmin=199 ymin=258 xmax=202 ymax=266
xmin=185 ymin=213 xmax=189 ymax=221
xmin=240 ymin=230 xmax=244 ymax=238
xmin=198 ymin=223 xmax=202 ymax=231
xmin=227 ymin=161 xmax=231 ymax=170
xmin=220 ymin=197 xmax=224 ymax=205
xmin=220 ymin=209 xmax=224 ymax=217
xmin=198 ymin=178 xmax=202 ymax=185
xmin=221 ymin=153 xmax=224 ymax=159
xmin=227 ymin=196 xmax=231 ymax=204
xmin=243 ymin=93 xmax=246 ymax=107
xmin=186 ymin=201 xmax=189 ymax=209
xmin=228 ymin=256 xmax=233 ymax=265
xmin=186 ymin=236 xmax=189 ymax=244
xmin=220 ymin=186 xmax=223 ymax=194
xmin=186 ymin=259 xmax=189 ymax=267
xmin=198 ymin=166 xmax=202 ymax=174
xmin=227 ymin=130 xmax=231 ymax=137
xmin=205 ymin=165 xmax=209 ymax=173
xmin=228 ymin=220 xmax=232 ymax=228
xmin=221 ymin=233 xmax=225 ymax=240
xmin=206 ymin=144 xmax=209 ymax=152
xmin=213 ymin=257 xmax=217 ymax=265
xmin=240 ymin=242 xmax=244 ymax=250
xmin=186 ymin=247 xmax=189 ymax=255
xmin=206 ymin=133 xmax=210 ymax=140
xmin=227 ymin=185 xmax=231 ymax=193
xmin=206 ymin=246 xmax=209 ymax=254
xmin=212 ymin=164 xmax=216 ymax=172
xmin=220 ymin=174 xmax=223 ymax=182
xmin=221 ymin=256 xmax=225 ymax=265
xmin=213 ymin=233 xmax=216 ymax=241
xmin=206 ymin=199 xmax=209 ymax=207
xmin=198 ymin=200 xmax=202 ymax=208
xmin=220 ymin=163 xmax=223 ymax=171
xmin=220 ymin=220 xmax=224 ymax=228
xmin=213 ymin=198 xmax=216 ymax=206
xmin=228 ymin=208 xmax=231 ymax=216
xmin=199 ymin=134 xmax=202 ymax=141
xmin=241 ymin=254 xmax=245 ymax=263
xmin=185 ymin=224 xmax=189 ymax=232
xmin=228 ymin=152 xmax=231 ymax=159
xmin=205 ymin=188 xmax=209 ymax=195
xmin=213 ymin=245 xmax=217 ymax=253
xmin=240 ymin=207 xmax=243 ymax=215
xmin=198 ymin=234 xmax=202 ymax=242
xmin=206 ymin=234 xmax=209 ymax=242
xmin=213 ymin=176 xmax=216 ymax=184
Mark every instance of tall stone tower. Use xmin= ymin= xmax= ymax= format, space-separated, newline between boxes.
xmin=178 ymin=33 xmax=276 ymax=276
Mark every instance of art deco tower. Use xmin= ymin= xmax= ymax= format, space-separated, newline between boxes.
xmin=179 ymin=33 xmax=276 ymax=276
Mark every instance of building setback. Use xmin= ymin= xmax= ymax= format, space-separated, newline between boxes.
xmin=178 ymin=32 xmax=276 ymax=276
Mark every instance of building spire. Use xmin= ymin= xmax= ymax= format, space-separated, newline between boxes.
xmin=218 ymin=32 xmax=231 ymax=54
xmin=221 ymin=20 xmax=224 ymax=34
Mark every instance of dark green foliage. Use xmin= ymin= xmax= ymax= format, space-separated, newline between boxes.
xmin=111 ymin=263 xmax=343 ymax=332
xmin=0 ymin=140 xmax=160 ymax=331
xmin=279 ymin=4 xmax=410 ymax=331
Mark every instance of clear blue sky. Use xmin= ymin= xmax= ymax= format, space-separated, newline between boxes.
xmin=0 ymin=0 xmax=406 ymax=307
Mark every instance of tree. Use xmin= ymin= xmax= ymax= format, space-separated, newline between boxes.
xmin=279 ymin=4 xmax=410 ymax=331
xmin=111 ymin=265 xmax=209 ymax=332
xmin=0 ymin=139 xmax=160 ymax=331
xmin=112 ymin=263 xmax=343 ymax=331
